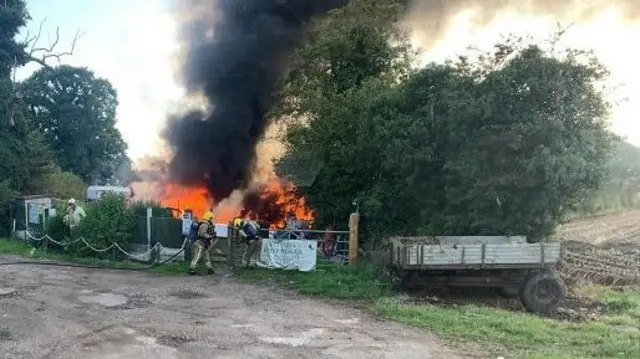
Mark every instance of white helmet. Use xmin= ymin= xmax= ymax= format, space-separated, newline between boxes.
xmin=68 ymin=198 xmax=76 ymax=205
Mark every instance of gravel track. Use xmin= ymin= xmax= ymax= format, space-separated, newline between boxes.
xmin=0 ymin=255 xmax=460 ymax=359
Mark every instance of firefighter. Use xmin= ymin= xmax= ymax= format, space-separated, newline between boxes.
xmin=63 ymin=198 xmax=86 ymax=234
xmin=188 ymin=211 xmax=216 ymax=275
xmin=233 ymin=217 xmax=261 ymax=268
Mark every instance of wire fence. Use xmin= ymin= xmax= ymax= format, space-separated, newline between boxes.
xmin=22 ymin=231 xmax=189 ymax=263
xmin=19 ymin=226 xmax=350 ymax=269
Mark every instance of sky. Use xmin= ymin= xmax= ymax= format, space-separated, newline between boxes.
xmin=16 ymin=0 xmax=182 ymax=160
xmin=417 ymin=6 xmax=640 ymax=149
xmin=15 ymin=1 xmax=640 ymax=161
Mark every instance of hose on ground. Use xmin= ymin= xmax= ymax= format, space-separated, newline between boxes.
xmin=0 ymin=248 xmax=186 ymax=271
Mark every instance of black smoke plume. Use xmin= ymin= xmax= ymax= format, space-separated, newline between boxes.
xmin=164 ymin=0 xmax=348 ymax=201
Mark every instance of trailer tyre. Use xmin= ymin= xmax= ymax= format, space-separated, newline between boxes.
xmin=519 ymin=272 xmax=566 ymax=314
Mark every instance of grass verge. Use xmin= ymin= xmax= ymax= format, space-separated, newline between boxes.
xmin=235 ymin=265 xmax=640 ymax=359
xmin=0 ymin=237 xmax=190 ymax=275
xmin=373 ymin=296 xmax=639 ymax=359
xmin=235 ymin=263 xmax=390 ymax=299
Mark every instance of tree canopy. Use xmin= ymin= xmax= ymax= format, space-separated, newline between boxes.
xmin=275 ymin=0 xmax=617 ymax=241
xmin=22 ymin=65 xmax=130 ymax=183
xmin=0 ymin=0 xmax=130 ymax=235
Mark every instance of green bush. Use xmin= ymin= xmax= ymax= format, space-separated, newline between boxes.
xmin=129 ymin=200 xmax=173 ymax=217
xmin=30 ymin=166 xmax=87 ymax=201
xmin=71 ymin=193 xmax=134 ymax=258
xmin=45 ymin=202 xmax=70 ymax=248
xmin=0 ymin=180 xmax=18 ymax=237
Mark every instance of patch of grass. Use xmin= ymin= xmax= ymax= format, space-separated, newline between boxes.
xmin=0 ymin=238 xmax=188 ymax=276
xmin=604 ymin=290 xmax=640 ymax=321
xmin=0 ymin=238 xmax=31 ymax=255
xmin=234 ymin=263 xmax=390 ymax=299
xmin=372 ymin=292 xmax=640 ymax=359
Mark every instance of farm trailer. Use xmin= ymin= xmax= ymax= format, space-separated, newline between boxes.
xmin=388 ymin=236 xmax=566 ymax=314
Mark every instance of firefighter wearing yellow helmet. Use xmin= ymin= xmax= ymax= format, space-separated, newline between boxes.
xmin=233 ymin=217 xmax=261 ymax=268
xmin=188 ymin=211 xmax=217 ymax=275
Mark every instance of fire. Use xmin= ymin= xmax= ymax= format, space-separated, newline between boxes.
xmin=158 ymin=178 xmax=314 ymax=228
xmin=159 ymin=183 xmax=211 ymax=218
xmin=259 ymin=180 xmax=315 ymax=228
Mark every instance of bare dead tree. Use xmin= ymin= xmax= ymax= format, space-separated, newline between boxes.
xmin=22 ymin=18 xmax=83 ymax=68
xmin=3 ymin=18 xmax=83 ymax=127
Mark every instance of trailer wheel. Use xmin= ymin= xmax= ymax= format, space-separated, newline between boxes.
xmin=519 ymin=271 xmax=566 ymax=314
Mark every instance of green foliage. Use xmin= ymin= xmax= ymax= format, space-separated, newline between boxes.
xmin=30 ymin=166 xmax=86 ymax=200
xmin=21 ymin=65 xmax=130 ymax=183
xmin=72 ymin=193 xmax=134 ymax=257
xmin=0 ymin=180 xmax=17 ymax=236
xmin=129 ymin=200 xmax=173 ymax=218
xmin=0 ymin=125 xmax=53 ymax=192
xmin=44 ymin=201 xmax=70 ymax=242
xmin=0 ymin=1 xmax=57 ymax=234
xmin=573 ymin=140 xmax=640 ymax=216
xmin=275 ymin=0 xmax=414 ymax=119
xmin=0 ymin=0 xmax=29 ymax=77
xmin=276 ymin=3 xmax=616 ymax=241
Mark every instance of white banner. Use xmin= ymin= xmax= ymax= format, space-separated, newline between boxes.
xmin=258 ymin=238 xmax=317 ymax=272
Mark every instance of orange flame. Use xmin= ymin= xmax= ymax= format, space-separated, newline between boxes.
xmin=159 ymin=183 xmax=212 ymax=219
xmin=261 ymin=180 xmax=314 ymax=228
xmin=159 ymin=178 xmax=314 ymax=227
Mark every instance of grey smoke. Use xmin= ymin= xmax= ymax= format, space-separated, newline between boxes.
xmin=406 ymin=0 xmax=639 ymax=47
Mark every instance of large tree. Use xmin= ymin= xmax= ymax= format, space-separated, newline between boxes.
xmin=276 ymin=0 xmax=616 ymax=241
xmin=22 ymin=65 xmax=130 ymax=183
xmin=274 ymin=0 xmax=414 ymax=228
xmin=0 ymin=0 xmax=52 ymax=235
xmin=0 ymin=1 xmax=55 ymax=188
xmin=276 ymin=0 xmax=413 ymax=119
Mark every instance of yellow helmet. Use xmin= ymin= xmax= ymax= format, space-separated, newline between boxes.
xmin=232 ymin=217 xmax=242 ymax=227
xmin=202 ymin=211 xmax=214 ymax=221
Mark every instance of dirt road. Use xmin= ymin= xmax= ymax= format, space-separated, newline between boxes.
xmin=0 ymin=255 xmax=458 ymax=359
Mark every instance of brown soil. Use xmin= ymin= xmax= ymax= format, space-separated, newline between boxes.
xmin=556 ymin=210 xmax=640 ymax=253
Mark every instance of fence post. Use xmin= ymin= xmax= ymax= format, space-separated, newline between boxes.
xmin=227 ymin=222 xmax=235 ymax=269
xmin=348 ymin=212 xmax=360 ymax=265
xmin=146 ymin=207 xmax=152 ymax=255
